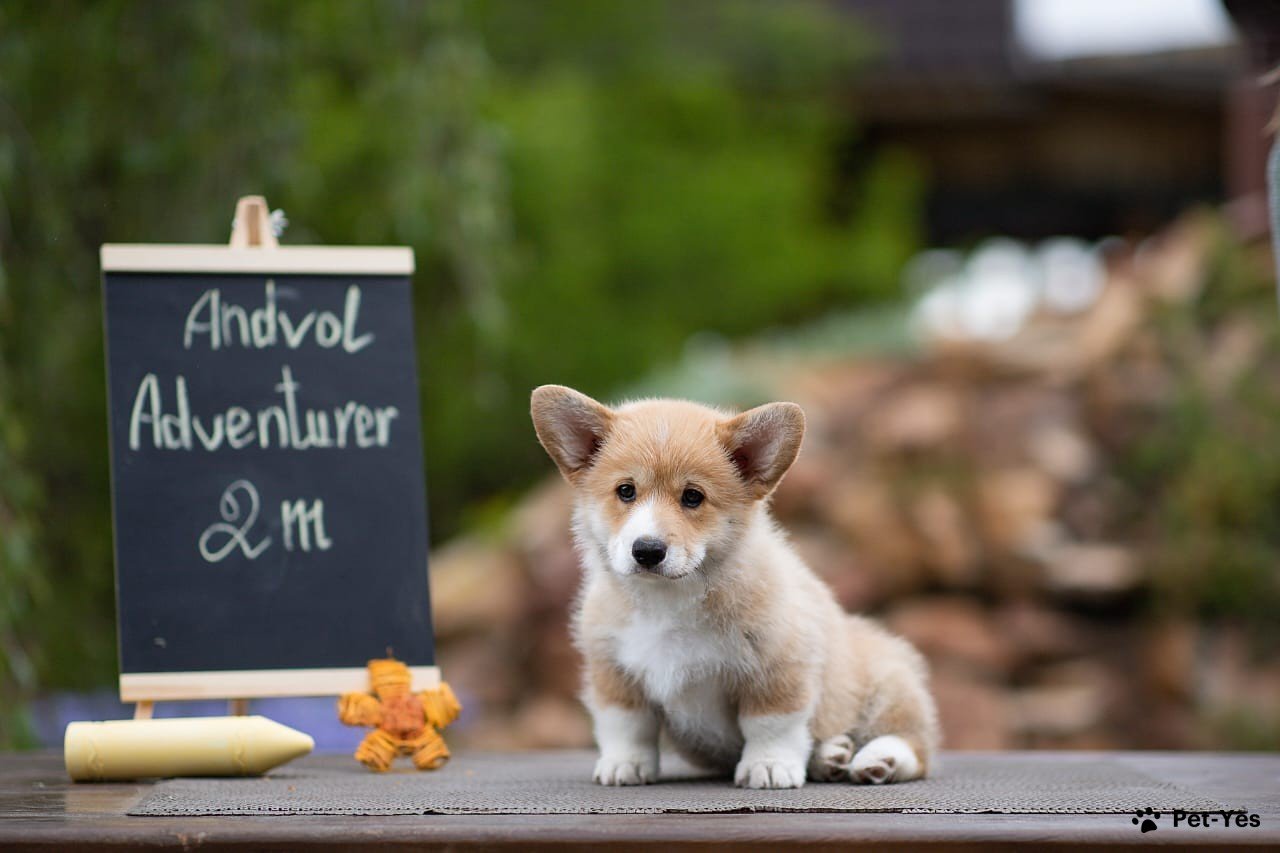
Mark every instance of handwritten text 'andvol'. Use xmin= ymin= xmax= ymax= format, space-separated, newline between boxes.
xmin=183 ymin=281 xmax=374 ymax=353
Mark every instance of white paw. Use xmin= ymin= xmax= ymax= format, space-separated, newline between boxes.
xmin=593 ymin=755 xmax=657 ymax=786
xmin=850 ymin=735 xmax=921 ymax=785
xmin=735 ymin=758 xmax=806 ymax=789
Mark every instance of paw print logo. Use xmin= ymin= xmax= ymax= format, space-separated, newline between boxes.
xmin=1132 ymin=807 xmax=1161 ymax=833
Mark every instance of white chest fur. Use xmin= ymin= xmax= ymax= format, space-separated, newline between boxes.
xmin=611 ymin=593 xmax=745 ymax=760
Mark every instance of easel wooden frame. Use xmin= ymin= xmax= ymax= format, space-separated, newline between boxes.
xmin=102 ymin=196 xmax=435 ymax=720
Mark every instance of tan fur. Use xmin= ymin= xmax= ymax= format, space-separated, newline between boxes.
xmin=531 ymin=385 xmax=939 ymax=785
xmin=586 ymin=656 xmax=647 ymax=711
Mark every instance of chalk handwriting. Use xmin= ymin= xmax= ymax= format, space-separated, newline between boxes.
xmin=198 ymin=479 xmax=272 ymax=562
xmin=281 ymin=499 xmax=332 ymax=552
xmin=128 ymin=366 xmax=399 ymax=452
xmin=183 ymin=281 xmax=374 ymax=353
xmin=131 ymin=281 xmax=395 ymax=562
xmin=197 ymin=481 xmax=337 ymax=562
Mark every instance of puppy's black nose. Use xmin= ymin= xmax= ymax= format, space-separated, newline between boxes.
xmin=632 ymin=537 xmax=667 ymax=568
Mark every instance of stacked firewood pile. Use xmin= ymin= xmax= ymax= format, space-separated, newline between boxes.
xmin=431 ymin=213 xmax=1280 ymax=751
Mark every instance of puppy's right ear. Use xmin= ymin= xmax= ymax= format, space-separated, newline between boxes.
xmin=531 ymin=385 xmax=614 ymax=482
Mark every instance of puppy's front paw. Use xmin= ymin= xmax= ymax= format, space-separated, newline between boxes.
xmin=593 ymin=755 xmax=657 ymax=786
xmin=735 ymin=758 xmax=806 ymax=789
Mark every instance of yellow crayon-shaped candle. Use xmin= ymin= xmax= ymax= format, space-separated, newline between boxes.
xmin=65 ymin=715 xmax=314 ymax=781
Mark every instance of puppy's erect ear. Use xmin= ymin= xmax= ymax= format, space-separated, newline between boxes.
xmin=531 ymin=385 xmax=614 ymax=482
xmin=717 ymin=402 xmax=805 ymax=499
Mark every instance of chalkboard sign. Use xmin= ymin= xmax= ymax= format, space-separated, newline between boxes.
xmin=100 ymin=244 xmax=436 ymax=701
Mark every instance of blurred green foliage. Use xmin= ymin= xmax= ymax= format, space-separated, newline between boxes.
xmin=1124 ymin=223 xmax=1280 ymax=647
xmin=0 ymin=0 xmax=917 ymax=740
xmin=0 ymin=262 xmax=48 ymax=746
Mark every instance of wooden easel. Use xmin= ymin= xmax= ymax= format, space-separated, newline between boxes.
xmin=133 ymin=194 xmax=278 ymax=721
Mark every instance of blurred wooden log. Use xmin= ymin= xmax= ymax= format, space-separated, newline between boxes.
xmin=825 ymin=479 xmax=929 ymax=598
xmin=1026 ymin=424 xmax=1095 ymax=484
xmin=886 ymin=598 xmax=1013 ymax=678
xmin=864 ymin=383 xmax=963 ymax=453
xmin=995 ymin=600 xmax=1089 ymax=668
xmin=511 ymin=481 xmax=579 ymax=609
xmin=1140 ymin=620 xmax=1198 ymax=701
xmin=511 ymin=694 xmax=593 ymax=749
xmin=1133 ymin=214 xmax=1212 ymax=304
xmin=1038 ymin=542 xmax=1141 ymax=598
xmin=975 ymin=467 xmax=1058 ymax=554
xmin=930 ymin=666 xmax=1014 ymax=749
xmin=430 ymin=540 xmax=527 ymax=639
xmin=1011 ymin=662 xmax=1110 ymax=740
xmin=909 ymin=488 xmax=980 ymax=588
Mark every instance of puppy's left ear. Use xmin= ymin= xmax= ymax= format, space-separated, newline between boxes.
xmin=718 ymin=402 xmax=805 ymax=499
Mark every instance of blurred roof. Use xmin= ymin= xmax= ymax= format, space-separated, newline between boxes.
xmin=830 ymin=0 xmax=1246 ymax=241
xmin=835 ymin=0 xmax=1241 ymax=120
xmin=834 ymin=0 xmax=1021 ymax=83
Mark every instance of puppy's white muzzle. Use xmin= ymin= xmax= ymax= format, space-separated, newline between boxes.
xmin=607 ymin=500 xmax=700 ymax=580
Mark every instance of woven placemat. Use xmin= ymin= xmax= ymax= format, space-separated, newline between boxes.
xmin=129 ymin=752 xmax=1229 ymax=816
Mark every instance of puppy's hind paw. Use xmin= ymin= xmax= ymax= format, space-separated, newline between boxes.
xmin=809 ymin=733 xmax=856 ymax=782
xmin=849 ymin=735 xmax=922 ymax=785
xmin=735 ymin=758 xmax=806 ymax=789
xmin=593 ymin=755 xmax=657 ymax=786
xmin=850 ymin=755 xmax=895 ymax=784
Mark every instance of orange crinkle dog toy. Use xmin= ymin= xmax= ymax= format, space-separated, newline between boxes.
xmin=337 ymin=658 xmax=462 ymax=771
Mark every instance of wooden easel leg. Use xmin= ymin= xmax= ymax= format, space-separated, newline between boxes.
xmin=133 ymin=701 xmax=154 ymax=720
xmin=229 ymin=698 xmax=249 ymax=716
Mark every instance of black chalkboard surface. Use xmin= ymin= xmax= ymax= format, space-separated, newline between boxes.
xmin=101 ymin=245 xmax=435 ymax=700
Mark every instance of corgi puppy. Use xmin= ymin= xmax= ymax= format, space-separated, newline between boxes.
xmin=531 ymin=385 xmax=939 ymax=789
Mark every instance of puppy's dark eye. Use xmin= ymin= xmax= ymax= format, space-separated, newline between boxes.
xmin=681 ymin=488 xmax=704 ymax=508
xmin=616 ymin=483 xmax=636 ymax=502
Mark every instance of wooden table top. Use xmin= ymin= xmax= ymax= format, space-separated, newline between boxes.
xmin=1 ymin=750 xmax=1277 ymax=850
